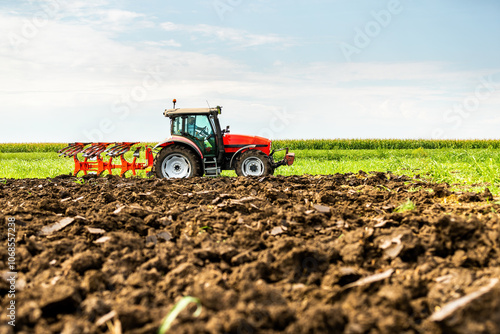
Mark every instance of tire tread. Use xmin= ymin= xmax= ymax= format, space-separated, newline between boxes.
xmin=235 ymin=149 xmax=274 ymax=177
xmin=153 ymin=145 xmax=202 ymax=178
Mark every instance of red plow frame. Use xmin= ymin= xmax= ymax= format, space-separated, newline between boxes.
xmin=58 ymin=142 xmax=154 ymax=177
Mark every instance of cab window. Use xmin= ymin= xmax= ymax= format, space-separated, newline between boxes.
xmin=186 ymin=115 xmax=214 ymax=140
xmin=171 ymin=115 xmax=216 ymax=154
xmin=172 ymin=117 xmax=183 ymax=135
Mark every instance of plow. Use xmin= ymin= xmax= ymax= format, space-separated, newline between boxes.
xmin=59 ymin=100 xmax=295 ymax=179
xmin=58 ymin=142 xmax=154 ymax=177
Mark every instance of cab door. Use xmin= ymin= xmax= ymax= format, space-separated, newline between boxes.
xmin=184 ymin=115 xmax=217 ymax=156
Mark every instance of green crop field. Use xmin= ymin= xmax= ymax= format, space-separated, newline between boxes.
xmin=272 ymin=139 xmax=500 ymax=150
xmin=1 ymin=141 xmax=500 ymax=195
xmin=2 ymin=139 xmax=500 ymax=153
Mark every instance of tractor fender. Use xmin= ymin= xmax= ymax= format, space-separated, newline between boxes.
xmin=154 ymin=136 xmax=204 ymax=159
xmin=229 ymin=145 xmax=257 ymax=168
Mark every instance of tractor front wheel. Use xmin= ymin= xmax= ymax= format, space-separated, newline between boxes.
xmin=235 ymin=150 xmax=274 ymax=177
xmin=153 ymin=145 xmax=201 ymax=179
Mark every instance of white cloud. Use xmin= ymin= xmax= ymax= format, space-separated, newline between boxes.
xmin=144 ymin=40 xmax=182 ymax=48
xmin=0 ymin=13 xmax=242 ymax=109
xmin=104 ymin=9 xmax=144 ymax=21
xmin=16 ymin=1 xmax=156 ymax=34
xmin=160 ymin=22 xmax=293 ymax=48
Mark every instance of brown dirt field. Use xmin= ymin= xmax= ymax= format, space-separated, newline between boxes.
xmin=1 ymin=172 xmax=499 ymax=333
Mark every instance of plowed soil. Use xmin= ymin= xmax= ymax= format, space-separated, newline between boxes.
xmin=1 ymin=172 xmax=499 ymax=334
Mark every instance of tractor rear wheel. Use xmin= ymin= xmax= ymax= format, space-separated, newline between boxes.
xmin=153 ymin=145 xmax=202 ymax=179
xmin=235 ymin=150 xmax=274 ymax=177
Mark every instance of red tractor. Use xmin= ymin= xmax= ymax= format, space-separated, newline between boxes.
xmin=59 ymin=101 xmax=295 ymax=178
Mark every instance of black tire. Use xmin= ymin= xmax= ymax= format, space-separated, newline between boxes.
xmin=235 ymin=150 xmax=274 ymax=177
xmin=153 ymin=145 xmax=202 ymax=179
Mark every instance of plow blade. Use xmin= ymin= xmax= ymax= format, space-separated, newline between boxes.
xmin=58 ymin=142 xmax=154 ymax=177
xmin=58 ymin=142 xmax=89 ymax=157
xmin=82 ymin=143 xmax=110 ymax=159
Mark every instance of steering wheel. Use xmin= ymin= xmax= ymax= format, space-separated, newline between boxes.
xmin=196 ymin=126 xmax=211 ymax=139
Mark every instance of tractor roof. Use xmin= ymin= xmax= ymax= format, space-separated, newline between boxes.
xmin=164 ymin=108 xmax=219 ymax=117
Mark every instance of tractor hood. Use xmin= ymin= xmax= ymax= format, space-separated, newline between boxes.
xmin=223 ymin=134 xmax=271 ymax=155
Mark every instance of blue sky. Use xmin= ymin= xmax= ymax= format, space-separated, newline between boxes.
xmin=1 ymin=0 xmax=499 ymax=142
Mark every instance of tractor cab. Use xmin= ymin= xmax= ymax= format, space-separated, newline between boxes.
xmin=163 ymin=106 xmax=225 ymax=161
xmin=169 ymin=110 xmax=219 ymax=156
